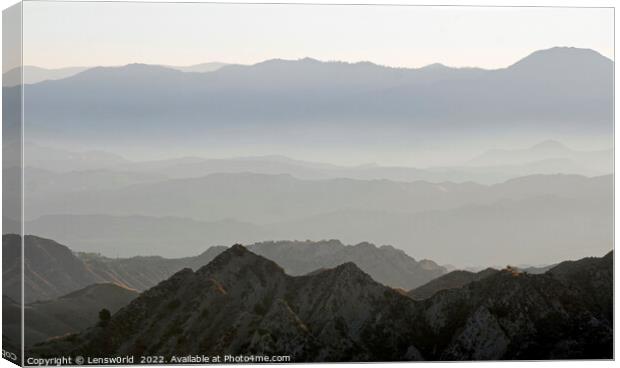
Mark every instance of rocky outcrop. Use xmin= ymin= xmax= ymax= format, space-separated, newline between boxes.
xmin=249 ymin=240 xmax=446 ymax=289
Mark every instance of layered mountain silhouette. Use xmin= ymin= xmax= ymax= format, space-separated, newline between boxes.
xmin=21 ymin=173 xmax=612 ymax=265
xmin=11 ymin=140 xmax=612 ymax=184
xmin=468 ymin=140 xmax=611 ymax=173
xmin=3 ymin=63 xmax=230 ymax=87
xmin=3 ymin=141 xmax=128 ymax=172
xmin=249 ymin=240 xmax=445 ymax=289
xmin=4 ymin=235 xmax=446 ymax=303
xmin=10 ymin=166 xmax=166 ymax=195
xmin=4 ymin=45 xmax=613 ymax=362
xmin=83 ymin=239 xmax=444 ymax=290
xmin=25 ymin=214 xmax=265 ymax=260
xmin=3 ymin=66 xmax=89 ymax=87
xmin=272 ymin=191 xmax=611 ymax=266
xmin=6 ymin=47 xmax=612 ymax=146
xmin=28 ymin=246 xmax=612 ymax=361
xmin=24 ymin=172 xmax=610 ymax=225
xmin=166 ymin=62 xmax=229 ymax=73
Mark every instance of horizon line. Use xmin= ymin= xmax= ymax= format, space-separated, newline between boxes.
xmin=13 ymin=46 xmax=613 ymax=73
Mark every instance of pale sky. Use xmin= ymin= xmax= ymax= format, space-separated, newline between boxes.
xmin=22 ymin=2 xmax=613 ymax=69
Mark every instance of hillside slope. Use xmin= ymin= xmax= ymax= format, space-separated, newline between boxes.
xmin=408 ymin=268 xmax=499 ymax=300
xmin=24 ymin=284 xmax=138 ymax=346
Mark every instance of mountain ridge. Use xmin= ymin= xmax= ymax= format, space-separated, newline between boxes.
xmin=24 ymin=171 xmax=610 ymax=224
xmin=12 ymin=139 xmax=611 ymax=184
xmin=20 ymin=172 xmax=610 ymax=265
xmin=28 ymin=246 xmax=613 ymax=361
xmin=4 ymin=235 xmax=447 ymax=302
xmin=8 ymin=47 xmax=612 ymax=148
xmin=8 ymin=47 xmax=612 ymax=85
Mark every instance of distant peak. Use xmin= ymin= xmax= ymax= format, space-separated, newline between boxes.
xmin=252 ymin=57 xmax=385 ymax=69
xmin=258 ymin=57 xmax=321 ymax=65
xmin=198 ymin=243 xmax=284 ymax=276
xmin=336 ymin=261 xmax=359 ymax=269
xmin=420 ymin=62 xmax=450 ymax=70
xmin=541 ymin=46 xmax=605 ymax=55
xmin=200 ymin=244 xmax=249 ymax=269
xmin=229 ymin=243 xmax=247 ymax=254
xmin=527 ymin=46 xmax=603 ymax=58
xmin=253 ymin=58 xmax=315 ymax=67
xmin=299 ymin=57 xmax=320 ymax=63
xmin=508 ymin=46 xmax=612 ymax=70
xmin=332 ymin=262 xmax=371 ymax=279
xmin=354 ymin=241 xmax=377 ymax=249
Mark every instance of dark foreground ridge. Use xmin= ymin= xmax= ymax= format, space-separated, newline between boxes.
xmin=28 ymin=246 xmax=612 ymax=362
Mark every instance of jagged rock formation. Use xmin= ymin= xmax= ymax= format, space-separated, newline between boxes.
xmin=29 ymin=246 xmax=612 ymax=361
xmin=30 ymin=245 xmax=423 ymax=361
xmin=248 ymin=239 xmax=446 ymax=289
xmin=547 ymin=251 xmax=613 ymax=323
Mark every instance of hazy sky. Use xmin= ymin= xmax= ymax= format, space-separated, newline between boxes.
xmin=23 ymin=2 xmax=613 ymax=69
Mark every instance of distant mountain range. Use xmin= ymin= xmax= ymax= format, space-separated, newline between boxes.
xmin=3 ymin=63 xmax=230 ymax=86
xmin=4 ymin=47 xmax=612 ymax=150
xmin=3 ymin=235 xmax=446 ymax=303
xmin=23 ymin=171 xmax=610 ymax=224
xmin=20 ymin=173 xmax=611 ymax=265
xmin=165 ymin=62 xmax=230 ymax=73
xmin=249 ymin=240 xmax=445 ymax=289
xmin=23 ymin=214 xmax=265 ymax=258
xmin=3 ymin=66 xmax=89 ymax=87
xmin=3 ymin=142 xmax=129 ymax=173
xmin=468 ymin=140 xmax=611 ymax=172
xmin=8 ymin=140 xmax=610 ymax=185
xmin=28 ymin=245 xmax=612 ymax=361
xmin=3 ymin=45 xmax=614 ymax=363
